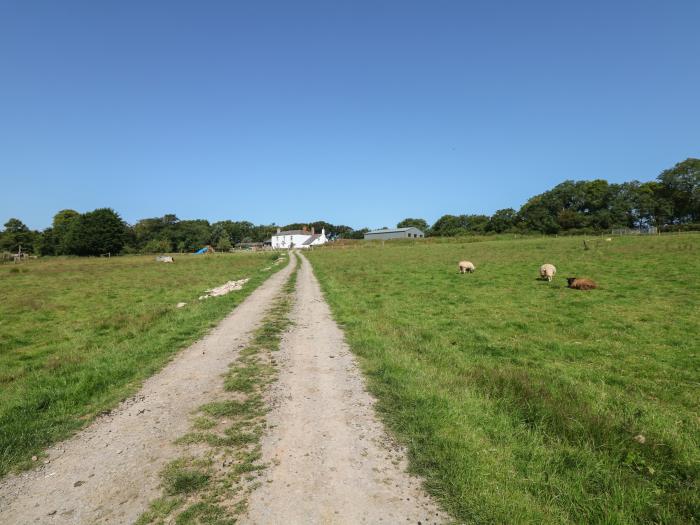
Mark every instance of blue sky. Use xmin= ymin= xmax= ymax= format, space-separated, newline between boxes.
xmin=1 ymin=1 xmax=699 ymax=230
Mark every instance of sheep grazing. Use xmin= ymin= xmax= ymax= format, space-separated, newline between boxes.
xmin=458 ymin=261 xmax=475 ymax=274
xmin=539 ymin=263 xmax=556 ymax=282
xmin=567 ymin=277 xmax=597 ymax=290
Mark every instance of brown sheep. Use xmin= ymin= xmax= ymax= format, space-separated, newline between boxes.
xmin=458 ymin=261 xmax=475 ymax=274
xmin=567 ymin=277 xmax=597 ymax=290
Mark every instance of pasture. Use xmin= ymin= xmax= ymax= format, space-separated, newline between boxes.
xmin=307 ymin=235 xmax=700 ymax=523
xmin=0 ymin=252 xmax=282 ymax=477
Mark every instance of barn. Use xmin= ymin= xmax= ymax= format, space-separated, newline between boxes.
xmin=363 ymin=227 xmax=425 ymax=240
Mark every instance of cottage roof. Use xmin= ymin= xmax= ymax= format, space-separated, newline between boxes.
xmin=301 ymin=234 xmax=321 ymax=245
xmin=273 ymin=230 xmax=309 ymax=236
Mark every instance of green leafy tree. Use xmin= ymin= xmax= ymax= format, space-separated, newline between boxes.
xmin=488 ymin=208 xmax=518 ymax=233
xmin=0 ymin=218 xmax=35 ymax=253
xmin=174 ymin=220 xmax=212 ymax=252
xmin=657 ymin=158 xmax=700 ymax=222
xmin=345 ymin=228 xmax=369 ymax=239
xmin=63 ymin=208 xmax=128 ymax=256
xmin=636 ymin=181 xmax=673 ymax=227
xmin=430 ymin=215 xmax=470 ymax=236
xmin=430 ymin=214 xmax=489 ymax=236
xmin=517 ymin=195 xmax=560 ymax=233
xmin=52 ymin=209 xmax=80 ymax=255
xmin=36 ymin=227 xmax=57 ymax=256
xmin=216 ymin=235 xmax=233 ymax=251
xmin=397 ymin=218 xmax=429 ymax=232
xmin=142 ymin=239 xmax=172 ymax=253
xmin=133 ymin=215 xmax=179 ymax=251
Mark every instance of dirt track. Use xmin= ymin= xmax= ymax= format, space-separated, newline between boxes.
xmin=0 ymin=256 xmax=296 ymax=525
xmin=0 ymin=252 xmax=445 ymax=524
xmin=241 ymin=253 xmax=445 ymax=524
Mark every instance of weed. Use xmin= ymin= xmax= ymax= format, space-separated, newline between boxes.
xmin=135 ymin=496 xmax=183 ymax=525
xmin=174 ymin=502 xmax=234 ymax=525
xmin=192 ymin=416 xmax=217 ymax=430
xmin=162 ymin=460 xmax=210 ymax=495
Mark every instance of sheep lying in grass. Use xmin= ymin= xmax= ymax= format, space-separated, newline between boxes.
xmin=458 ymin=261 xmax=475 ymax=274
xmin=567 ymin=277 xmax=597 ymax=290
xmin=539 ymin=263 xmax=556 ymax=282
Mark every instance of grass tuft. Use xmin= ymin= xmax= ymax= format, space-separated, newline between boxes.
xmin=162 ymin=460 xmax=210 ymax=495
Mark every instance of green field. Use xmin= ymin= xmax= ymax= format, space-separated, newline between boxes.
xmin=307 ymin=235 xmax=700 ymax=524
xmin=0 ymin=252 xmax=283 ymax=477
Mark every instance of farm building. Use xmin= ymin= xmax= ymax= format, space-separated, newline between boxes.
xmin=364 ymin=227 xmax=425 ymax=240
xmin=270 ymin=227 xmax=328 ymax=249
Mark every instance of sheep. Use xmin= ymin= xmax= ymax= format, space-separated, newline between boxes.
xmin=539 ymin=263 xmax=556 ymax=282
xmin=567 ymin=277 xmax=597 ymax=290
xmin=458 ymin=260 xmax=475 ymax=274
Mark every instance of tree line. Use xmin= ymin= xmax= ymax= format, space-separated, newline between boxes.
xmin=1 ymin=158 xmax=698 ymax=256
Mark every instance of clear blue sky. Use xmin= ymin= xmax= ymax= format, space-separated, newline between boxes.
xmin=1 ymin=1 xmax=699 ymax=230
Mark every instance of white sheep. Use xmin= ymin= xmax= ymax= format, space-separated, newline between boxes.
xmin=539 ymin=263 xmax=556 ymax=281
xmin=458 ymin=261 xmax=475 ymax=274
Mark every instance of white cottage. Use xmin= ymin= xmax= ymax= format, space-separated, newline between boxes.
xmin=270 ymin=227 xmax=328 ymax=250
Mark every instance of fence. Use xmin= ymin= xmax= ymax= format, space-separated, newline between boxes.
xmin=610 ymin=227 xmax=658 ymax=235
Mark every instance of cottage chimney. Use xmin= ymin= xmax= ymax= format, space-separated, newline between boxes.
xmin=303 ymin=225 xmax=307 ymax=233
xmin=276 ymin=227 xmax=280 ymax=234
xmin=311 ymin=227 xmax=315 ymax=235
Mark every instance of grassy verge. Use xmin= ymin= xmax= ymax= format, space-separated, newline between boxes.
xmin=307 ymin=236 xmax=699 ymax=523
xmin=0 ymin=252 xmax=287 ymax=477
xmin=137 ymin=253 xmax=298 ymax=525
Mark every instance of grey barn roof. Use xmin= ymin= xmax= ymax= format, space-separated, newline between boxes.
xmin=365 ymin=227 xmax=420 ymax=235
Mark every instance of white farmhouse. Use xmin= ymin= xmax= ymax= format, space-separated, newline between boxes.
xmin=270 ymin=226 xmax=328 ymax=250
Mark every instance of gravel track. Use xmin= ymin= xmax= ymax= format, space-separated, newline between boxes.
xmin=241 ymin=253 xmax=446 ymax=524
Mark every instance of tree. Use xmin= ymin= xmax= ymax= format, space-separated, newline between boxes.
xmin=36 ymin=227 xmax=57 ymax=256
xmin=430 ymin=215 xmax=470 ymax=236
xmin=142 ymin=238 xmax=172 ymax=254
xmin=517 ymin=196 xmax=560 ymax=233
xmin=211 ymin=220 xmax=254 ymax=245
xmin=216 ymin=235 xmax=233 ymax=251
xmin=133 ymin=215 xmax=179 ymax=251
xmin=430 ymin=214 xmax=490 ymax=236
xmin=174 ymin=220 xmax=212 ymax=252
xmin=346 ymin=228 xmax=369 ymax=239
xmin=657 ymin=158 xmax=700 ymax=223
xmin=488 ymin=208 xmax=517 ymax=233
xmin=397 ymin=218 xmax=429 ymax=231
xmin=63 ymin=208 xmax=128 ymax=256
xmin=636 ymin=181 xmax=673 ymax=227
xmin=210 ymin=223 xmax=230 ymax=246
xmin=52 ymin=209 xmax=80 ymax=255
xmin=0 ymin=218 xmax=35 ymax=253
